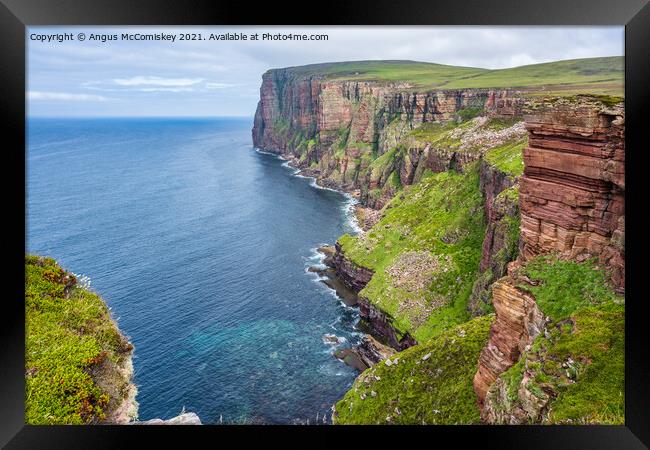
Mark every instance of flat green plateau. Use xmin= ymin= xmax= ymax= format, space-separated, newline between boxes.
xmin=277 ymin=56 xmax=623 ymax=96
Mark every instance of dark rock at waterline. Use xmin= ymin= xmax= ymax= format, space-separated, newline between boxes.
xmin=333 ymin=348 xmax=369 ymax=372
xmin=307 ymin=265 xmax=359 ymax=306
xmin=317 ymin=245 xmax=336 ymax=267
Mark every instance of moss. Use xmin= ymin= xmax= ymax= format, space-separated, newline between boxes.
xmin=25 ymin=255 xmax=132 ymax=424
xmin=334 ymin=315 xmax=493 ymax=424
xmin=338 ymin=162 xmax=485 ymax=342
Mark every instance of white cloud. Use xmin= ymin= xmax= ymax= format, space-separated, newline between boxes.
xmin=112 ymin=76 xmax=204 ymax=87
xmin=138 ymin=87 xmax=195 ymax=92
xmin=206 ymin=82 xmax=241 ymax=89
xmin=28 ymin=91 xmax=108 ymax=102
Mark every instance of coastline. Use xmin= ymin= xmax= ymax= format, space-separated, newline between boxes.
xmin=254 ymin=147 xmax=390 ymax=376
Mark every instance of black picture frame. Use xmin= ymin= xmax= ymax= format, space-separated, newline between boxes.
xmin=2 ymin=0 xmax=649 ymax=448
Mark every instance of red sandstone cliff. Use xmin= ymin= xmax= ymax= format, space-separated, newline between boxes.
xmin=519 ymin=97 xmax=625 ymax=292
xmin=473 ymin=96 xmax=625 ymax=417
xmin=252 ymin=67 xmax=523 ymax=204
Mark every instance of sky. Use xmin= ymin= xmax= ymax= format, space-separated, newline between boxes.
xmin=27 ymin=26 xmax=624 ymax=118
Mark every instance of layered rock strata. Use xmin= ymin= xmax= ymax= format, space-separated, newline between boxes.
xmin=519 ymin=97 xmax=625 ymax=292
xmin=473 ymin=270 xmax=546 ymax=409
xmin=253 ymin=68 xmax=522 ymax=202
xmin=473 ymin=96 xmax=625 ymax=418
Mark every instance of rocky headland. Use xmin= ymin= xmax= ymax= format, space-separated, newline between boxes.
xmin=25 ymin=255 xmax=201 ymax=425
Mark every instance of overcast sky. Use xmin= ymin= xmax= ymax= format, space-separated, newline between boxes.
xmin=27 ymin=26 xmax=623 ymax=118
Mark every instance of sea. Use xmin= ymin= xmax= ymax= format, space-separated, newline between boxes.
xmin=26 ymin=117 xmax=362 ymax=424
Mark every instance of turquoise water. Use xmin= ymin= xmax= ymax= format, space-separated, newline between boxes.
xmin=26 ymin=117 xmax=361 ymax=424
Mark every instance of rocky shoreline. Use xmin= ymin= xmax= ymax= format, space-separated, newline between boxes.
xmin=267 ymin=151 xmax=406 ymax=371
xmin=270 ymin=151 xmax=420 ymax=370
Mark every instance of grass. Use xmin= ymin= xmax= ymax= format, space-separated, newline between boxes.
xmin=276 ymin=57 xmax=623 ymax=95
xmin=333 ymin=315 xmax=493 ymax=424
xmin=484 ymin=138 xmax=526 ymax=177
xmin=490 ymin=255 xmax=625 ymax=424
xmin=25 ymin=255 xmax=133 ymax=424
xmin=338 ymin=162 xmax=486 ymax=342
xmin=518 ymin=254 xmax=622 ymax=321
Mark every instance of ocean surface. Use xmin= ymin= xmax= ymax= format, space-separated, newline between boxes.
xmin=26 ymin=117 xmax=362 ymax=424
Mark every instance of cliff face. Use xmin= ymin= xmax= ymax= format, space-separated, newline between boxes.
xmin=519 ymin=98 xmax=625 ymax=292
xmin=473 ymin=269 xmax=546 ymax=407
xmin=473 ymin=97 xmax=625 ymax=421
xmin=253 ymin=68 xmax=522 ymax=204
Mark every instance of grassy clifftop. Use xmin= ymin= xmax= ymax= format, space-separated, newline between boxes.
xmin=486 ymin=255 xmax=625 ymax=424
xmin=333 ymin=315 xmax=493 ymax=424
xmin=277 ymin=56 xmax=623 ymax=95
xmin=339 ymin=163 xmax=486 ymax=343
xmin=25 ymin=255 xmax=137 ymax=424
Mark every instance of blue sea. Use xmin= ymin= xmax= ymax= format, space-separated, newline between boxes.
xmin=26 ymin=117 xmax=362 ymax=424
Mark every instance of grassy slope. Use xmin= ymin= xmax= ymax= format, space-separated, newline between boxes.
xmin=339 ymin=163 xmax=485 ymax=343
xmin=25 ymin=255 xmax=133 ymax=424
xmin=339 ymin=117 xmax=526 ymax=342
xmin=334 ymin=314 xmax=493 ymax=424
xmin=280 ymin=57 xmax=623 ymax=95
xmin=496 ymin=255 xmax=625 ymax=424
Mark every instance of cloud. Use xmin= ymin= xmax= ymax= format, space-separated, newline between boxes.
xmin=206 ymin=82 xmax=241 ymax=89
xmin=112 ymin=76 xmax=204 ymax=87
xmin=28 ymin=91 xmax=108 ymax=102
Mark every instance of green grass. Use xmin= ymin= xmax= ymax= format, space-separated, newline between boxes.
xmin=334 ymin=315 xmax=493 ymax=424
xmin=491 ymin=256 xmax=624 ymax=424
xmin=495 ymin=301 xmax=624 ymax=424
xmin=484 ymin=138 xmax=526 ymax=177
xmin=518 ymin=254 xmax=622 ymax=321
xmin=276 ymin=57 xmax=623 ymax=95
xmin=282 ymin=60 xmax=488 ymax=89
xmin=25 ymin=255 xmax=133 ymax=424
xmin=338 ymin=162 xmax=486 ymax=342
xmin=407 ymin=121 xmax=465 ymax=148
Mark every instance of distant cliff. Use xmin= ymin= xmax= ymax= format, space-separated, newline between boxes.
xmin=252 ymin=65 xmax=522 ymax=208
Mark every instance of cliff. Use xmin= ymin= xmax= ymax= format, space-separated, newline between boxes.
xmin=25 ymin=255 xmax=201 ymax=425
xmin=251 ymin=61 xmax=625 ymax=425
xmin=25 ymin=255 xmax=139 ymax=424
xmin=252 ymin=64 xmax=524 ymax=208
xmin=519 ymin=96 xmax=625 ymax=292
xmin=329 ymin=95 xmax=624 ymax=426
xmin=473 ymin=96 xmax=625 ymax=423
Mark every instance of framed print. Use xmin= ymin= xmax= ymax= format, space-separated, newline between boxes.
xmin=2 ymin=0 xmax=649 ymax=448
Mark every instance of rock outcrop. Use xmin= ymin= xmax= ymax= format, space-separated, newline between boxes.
xmin=133 ymin=412 xmax=202 ymax=425
xmin=519 ymin=97 xmax=625 ymax=292
xmin=473 ymin=95 xmax=625 ymax=418
xmin=473 ymin=268 xmax=546 ymax=409
xmin=332 ymin=242 xmax=374 ymax=292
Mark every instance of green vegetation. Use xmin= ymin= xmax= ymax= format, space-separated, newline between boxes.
xmin=457 ymin=107 xmax=484 ymax=121
xmin=283 ymin=60 xmax=488 ymax=89
xmin=443 ymin=57 xmax=623 ymax=95
xmin=407 ymin=121 xmax=465 ymax=148
xmin=338 ymin=162 xmax=486 ymax=342
xmin=493 ymin=255 xmax=624 ymax=424
xmin=279 ymin=57 xmax=623 ymax=95
xmin=334 ymin=315 xmax=493 ymax=424
xmin=25 ymin=255 xmax=133 ymax=424
xmin=484 ymin=138 xmax=526 ymax=177
xmin=518 ymin=254 xmax=622 ymax=321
